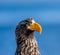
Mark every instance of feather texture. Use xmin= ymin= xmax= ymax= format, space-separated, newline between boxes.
xmin=15 ymin=18 xmax=40 ymax=55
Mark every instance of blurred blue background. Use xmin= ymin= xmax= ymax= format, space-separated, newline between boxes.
xmin=0 ymin=0 xmax=60 ymax=55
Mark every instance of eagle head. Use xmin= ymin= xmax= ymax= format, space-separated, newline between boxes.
xmin=15 ymin=18 xmax=42 ymax=36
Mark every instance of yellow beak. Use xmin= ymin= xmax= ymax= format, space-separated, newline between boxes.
xmin=28 ymin=22 xmax=42 ymax=33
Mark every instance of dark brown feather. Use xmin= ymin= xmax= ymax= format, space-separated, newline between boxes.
xmin=15 ymin=18 xmax=40 ymax=55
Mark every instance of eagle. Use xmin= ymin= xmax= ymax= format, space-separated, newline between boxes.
xmin=15 ymin=18 xmax=42 ymax=55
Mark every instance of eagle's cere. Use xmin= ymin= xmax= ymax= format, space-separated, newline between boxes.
xmin=15 ymin=18 xmax=42 ymax=55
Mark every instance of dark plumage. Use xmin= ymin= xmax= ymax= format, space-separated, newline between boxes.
xmin=15 ymin=18 xmax=42 ymax=55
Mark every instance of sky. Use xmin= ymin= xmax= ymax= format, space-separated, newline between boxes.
xmin=0 ymin=0 xmax=60 ymax=55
